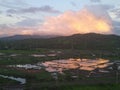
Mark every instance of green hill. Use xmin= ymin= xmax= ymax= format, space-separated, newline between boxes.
xmin=0 ymin=33 xmax=120 ymax=50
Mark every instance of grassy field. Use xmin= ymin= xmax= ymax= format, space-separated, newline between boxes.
xmin=0 ymin=49 xmax=120 ymax=89
xmin=0 ymin=77 xmax=19 ymax=84
xmin=0 ymin=49 xmax=119 ymax=65
xmin=25 ymin=84 xmax=120 ymax=90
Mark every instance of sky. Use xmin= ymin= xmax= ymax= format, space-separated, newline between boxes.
xmin=0 ymin=0 xmax=120 ymax=37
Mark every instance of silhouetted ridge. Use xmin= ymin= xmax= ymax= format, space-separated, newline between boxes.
xmin=0 ymin=33 xmax=119 ymax=50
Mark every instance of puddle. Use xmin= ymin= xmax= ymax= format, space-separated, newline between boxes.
xmin=10 ymin=54 xmax=20 ymax=57
xmin=9 ymin=58 xmax=117 ymax=74
xmin=47 ymin=54 xmax=56 ymax=57
xmin=9 ymin=64 xmax=41 ymax=70
xmin=31 ymin=54 xmax=46 ymax=57
xmin=0 ymin=75 xmax=26 ymax=84
xmin=0 ymin=53 xmax=4 ymax=55
xmin=41 ymin=58 xmax=110 ymax=73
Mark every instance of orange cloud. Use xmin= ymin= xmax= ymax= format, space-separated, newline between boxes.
xmin=39 ymin=9 xmax=112 ymax=35
xmin=1 ymin=8 xmax=112 ymax=37
xmin=21 ymin=30 xmax=34 ymax=35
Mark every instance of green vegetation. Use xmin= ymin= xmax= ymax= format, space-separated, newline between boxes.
xmin=0 ymin=68 xmax=26 ymax=77
xmin=0 ymin=77 xmax=19 ymax=84
xmin=25 ymin=84 xmax=120 ymax=90
xmin=0 ymin=33 xmax=120 ymax=89
xmin=0 ymin=49 xmax=119 ymax=65
xmin=0 ymin=33 xmax=120 ymax=50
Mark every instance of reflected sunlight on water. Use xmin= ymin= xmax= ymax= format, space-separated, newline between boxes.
xmin=9 ymin=58 xmax=111 ymax=74
xmin=41 ymin=58 xmax=110 ymax=73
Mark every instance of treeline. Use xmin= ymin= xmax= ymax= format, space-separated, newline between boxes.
xmin=0 ymin=33 xmax=120 ymax=50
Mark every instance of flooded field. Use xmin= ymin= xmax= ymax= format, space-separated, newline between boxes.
xmin=42 ymin=58 xmax=111 ymax=73
xmin=0 ymin=49 xmax=120 ymax=90
xmin=9 ymin=58 xmax=115 ymax=74
xmin=0 ymin=74 xmax=26 ymax=84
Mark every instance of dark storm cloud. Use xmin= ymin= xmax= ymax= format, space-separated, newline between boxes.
xmin=6 ymin=5 xmax=61 ymax=14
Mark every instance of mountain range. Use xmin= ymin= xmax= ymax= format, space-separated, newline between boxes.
xmin=0 ymin=33 xmax=120 ymax=50
xmin=0 ymin=35 xmax=59 ymax=41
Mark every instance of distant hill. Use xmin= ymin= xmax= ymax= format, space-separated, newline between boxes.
xmin=0 ymin=35 xmax=59 ymax=41
xmin=0 ymin=33 xmax=120 ymax=50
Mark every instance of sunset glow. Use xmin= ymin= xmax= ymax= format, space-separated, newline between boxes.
xmin=40 ymin=9 xmax=112 ymax=35
xmin=0 ymin=0 xmax=119 ymax=36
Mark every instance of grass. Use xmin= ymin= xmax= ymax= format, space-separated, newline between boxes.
xmin=0 ymin=68 xmax=26 ymax=78
xmin=0 ymin=49 xmax=119 ymax=65
xmin=0 ymin=49 xmax=120 ymax=90
xmin=0 ymin=49 xmax=49 ymax=54
xmin=58 ymin=84 xmax=120 ymax=90
xmin=0 ymin=49 xmax=62 ymax=65
xmin=0 ymin=77 xmax=19 ymax=85
xmin=0 ymin=68 xmax=53 ymax=83
xmin=25 ymin=84 xmax=120 ymax=90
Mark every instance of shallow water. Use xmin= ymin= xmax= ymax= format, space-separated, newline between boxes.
xmin=9 ymin=64 xmax=41 ymax=70
xmin=31 ymin=54 xmax=46 ymax=57
xmin=0 ymin=74 xmax=26 ymax=84
xmin=9 ymin=58 xmax=114 ymax=73
xmin=41 ymin=58 xmax=111 ymax=73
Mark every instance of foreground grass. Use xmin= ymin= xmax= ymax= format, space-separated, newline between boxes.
xmin=25 ymin=84 xmax=120 ymax=90
xmin=0 ymin=49 xmax=120 ymax=90
xmin=0 ymin=49 xmax=120 ymax=65
xmin=55 ymin=84 xmax=120 ymax=90
xmin=0 ymin=77 xmax=19 ymax=85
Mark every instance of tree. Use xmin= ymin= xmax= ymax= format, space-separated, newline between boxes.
xmin=112 ymin=63 xmax=119 ymax=84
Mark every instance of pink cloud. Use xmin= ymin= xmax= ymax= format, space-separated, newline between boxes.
xmin=38 ymin=8 xmax=112 ymax=36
